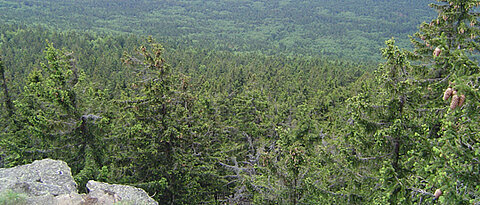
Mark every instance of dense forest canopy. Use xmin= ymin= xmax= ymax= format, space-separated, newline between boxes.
xmin=0 ymin=0 xmax=433 ymax=60
xmin=1 ymin=0 xmax=480 ymax=204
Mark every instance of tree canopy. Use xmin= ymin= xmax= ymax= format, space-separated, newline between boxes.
xmin=0 ymin=0 xmax=479 ymax=204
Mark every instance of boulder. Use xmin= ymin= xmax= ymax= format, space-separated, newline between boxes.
xmin=87 ymin=181 xmax=158 ymax=205
xmin=0 ymin=159 xmax=158 ymax=205
xmin=0 ymin=158 xmax=77 ymax=196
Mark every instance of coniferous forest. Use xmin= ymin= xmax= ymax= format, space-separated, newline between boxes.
xmin=0 ymin=0 xmax=479 ymax=204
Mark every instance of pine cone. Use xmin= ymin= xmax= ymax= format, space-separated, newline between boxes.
xmin=458 ymin=94 xmax=466 ymax=108
xmin=434 ymin=47 xmax=442 ymax=57
xmin=450 ymin=94 xmax=460 ymax=110
xmin=443 ymin=87 xmax=453 ymax=100
xmin=434 ymin=189 xmax=443 ymax=200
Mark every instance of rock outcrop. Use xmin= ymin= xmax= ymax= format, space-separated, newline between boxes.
xmin=86 ymin=181 xmax=158 ymax=205
xmin=0 ymin=159 xmax=158 ymax=205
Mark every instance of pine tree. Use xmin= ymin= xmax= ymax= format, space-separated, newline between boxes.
xmin=0 ymin=55 xmax=14 ymax=119
xmin=3 ymin=42 xmax=107 ymax=191
xmin=109 ymin=36 xmax=223 ymax=203
xmin=0 ymin=54 xmax=16 ymax=168
xmin=346 ymin=0 xmax=480 ymax=204
xmin=346 ymin=38 xmax=426 ymax=204
xmin=410 ymin=0 xmax=480 ymax=203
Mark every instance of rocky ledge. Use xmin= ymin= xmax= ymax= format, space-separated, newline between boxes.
xmin=0 ymin=159 xmax=158 ymax=205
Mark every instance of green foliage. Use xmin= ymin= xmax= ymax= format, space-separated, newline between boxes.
xmin=0 ymin=55 xmax=14 ymax=119
xmin=1 ymin=41 xmax=108 ymax=192
xmin=0 ymin=25 xmax=367 ymax=203
xmin=103 ymin=37 xmax=229 ymax=203
xmin=344 ymin=0 xmax=480 ymax=204
xmin=1 ymin=0 xmax=479 ymax=204
xmin=0 ymin=0 xmax=433 ymax=60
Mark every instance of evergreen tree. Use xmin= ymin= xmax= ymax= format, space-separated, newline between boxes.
xmin=2 ymin=42 xmax=107 ymax=191
xmin=0 ymin=54 xmax=15 ymax=168
xmin=346 ymin=39 xmax=424 ymax=204
xmin=346 ymin=0 xmax=480 ymax=204
xmin=0 ymin=55 xmax=14 ymax=119
xmin=410 ymin=0 xmax=480 ymax=203
xmin=109 ymin=37 xmax=227 ymax=204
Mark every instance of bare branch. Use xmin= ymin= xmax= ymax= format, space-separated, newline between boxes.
xmin=117 ymin=99 xmax=148 ymax=104
xmin=81 ymin=114 xmax=102 ymax=122
xmin=356 ymin=154 xmax=391 ymax=161
xmin=409 ymin=187 xmax=434 ymax=197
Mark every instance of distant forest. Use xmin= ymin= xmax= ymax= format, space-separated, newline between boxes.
xmin=1 ymin=0 xmax=480 ymax=204
xmin=0 ymin=0 xmax=433 ymax=60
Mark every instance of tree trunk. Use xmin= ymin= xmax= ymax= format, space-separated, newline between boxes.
xmin=392 ymin=138 xmax=400 ymax=171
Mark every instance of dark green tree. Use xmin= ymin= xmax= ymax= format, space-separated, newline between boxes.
xmin=108 ymin=37 xmax=228 ymax=204
xmin=2 ymin=42 xmax=107 ymax=191
xmin=346 ymin=38 xmax=425 ymax=204
xmin=0 ymin=55 xmax=14 ymax=119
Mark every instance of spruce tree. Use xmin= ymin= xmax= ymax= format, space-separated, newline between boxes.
xmin=2 ymin=42 xmax=106 ymax=191
xmin=0 ymin=55 xmax=14 ymax=119
xmin=346 ymin=0 xmax=480 ymax=204
xmin=110 ymin=37 xmax=223 ymax=203
xmin=410 ymin=0 xmax=480 ymax=203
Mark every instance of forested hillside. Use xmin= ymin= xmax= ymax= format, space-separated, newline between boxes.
xmin=1 ymin=0 xmax=480 ymax=204
xmin=0 ymin=0 xmax=433 ymax=60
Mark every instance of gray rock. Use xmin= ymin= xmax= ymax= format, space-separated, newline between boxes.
xmin=87 ymin=180 xmax=158 ymax=205
xmin=0 ymin=158 xmax=77 ymax=196
xmin=24 ymin=192 xmax=86 ymax=205
xmin=52 ymin=192 xmax=85 ymax=205
xmin=0 ymin=159 xmax=158 ymax=205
